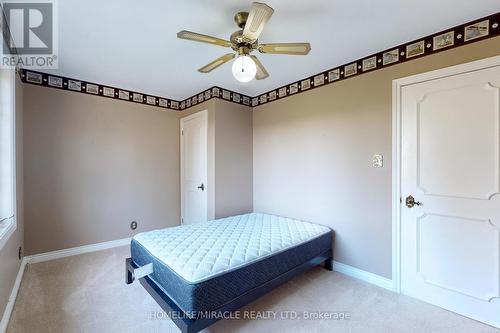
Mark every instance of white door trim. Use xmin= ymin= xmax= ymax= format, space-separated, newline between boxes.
xmin=391 ymin=55 xmax=500 ymax=293
xmin=180 ymin=110 xmax=208 ymax=225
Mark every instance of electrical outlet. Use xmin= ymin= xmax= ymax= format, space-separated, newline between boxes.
xmin=130 ymin=221 xmax=138 ymax=230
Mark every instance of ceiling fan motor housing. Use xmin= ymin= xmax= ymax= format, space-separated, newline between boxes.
xmin=230 ymin=30 xmax=257 ymax=53
xmin=234 ymin=11 xmax=249 ymax=28
xmin=231 ymin=11 xmax=259 ymax=53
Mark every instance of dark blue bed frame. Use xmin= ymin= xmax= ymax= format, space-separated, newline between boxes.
xmin=126 ymin=249 xmax=333 ymax=333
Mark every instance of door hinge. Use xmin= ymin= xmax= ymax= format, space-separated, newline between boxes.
xmin=181 ymin=218 xmax=184 ymax=224
xmin=181 ymin=130 xmax=184 ymax=136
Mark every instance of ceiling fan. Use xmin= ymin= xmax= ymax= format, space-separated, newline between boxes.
xmin=177 ymin=2 xmax=311 ymax=83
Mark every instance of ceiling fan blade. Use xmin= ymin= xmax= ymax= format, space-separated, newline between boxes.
xmin=198 ymin=53 xmax=235 ymax=73
xmin=258 ymin=43 xmax=311 ymax=55
xmin=177 ymin=30 xmax=232 ymax=48
xmin=250 ymin=55 xmax=269 ymax=80
xmin=242 ymin=2 xmax=274 ymax=42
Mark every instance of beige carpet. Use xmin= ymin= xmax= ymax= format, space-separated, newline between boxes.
xmin=7 ymin=246 xmax=498 ymax=333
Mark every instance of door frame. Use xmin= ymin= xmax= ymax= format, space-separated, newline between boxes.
xmin=391 ymin=55 xmax=500 ymax=293
xmin=180 ymin=109 xmax=208 ymax=225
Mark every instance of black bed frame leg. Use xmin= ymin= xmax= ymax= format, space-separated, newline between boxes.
xmin=324 ymin=257 xmax=333 ymax=271
xmin=126 ymin=258 xmax=134 ymax=284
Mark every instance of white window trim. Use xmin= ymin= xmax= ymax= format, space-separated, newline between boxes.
xmin=0 ymin=217 xmax=16 ymax=250
xmin=0 ymin=69 xmax=17 ymax=251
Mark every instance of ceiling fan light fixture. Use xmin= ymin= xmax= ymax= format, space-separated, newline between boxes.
xmin=232 ymin=55 xmax=257 ymax=83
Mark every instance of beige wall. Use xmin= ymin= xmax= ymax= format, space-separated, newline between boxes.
xmin=23 ymin=85 xmax=181 ymax=255
xmin=253 ymin=36 xmax=500 ymax=279
xmin=213 ymin=100 xmax=253 ymax=218
xmin=0 ymin=75 xmax=24 ymax=318
xmin=23 ymin=88 xmax=252 ymax=255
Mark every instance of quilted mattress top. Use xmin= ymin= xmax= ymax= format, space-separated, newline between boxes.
xmin=132 ymin=213 xmax=331 ymax=284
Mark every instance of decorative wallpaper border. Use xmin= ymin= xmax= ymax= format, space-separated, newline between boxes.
xmin=19 ymin=69 xmax=253 ymax=110
xmin=19 ymin=11 xmax=500 ymax=111
xmin=251 ymin=11 xmax=499 ymax=107
xmin=20 ymin=69 xmax=181 ymax=110
xmin=178 ymin=86 xmax=252 ymax=109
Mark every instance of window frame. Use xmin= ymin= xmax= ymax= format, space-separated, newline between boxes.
xmin=0 ymin=69 xmax=17 ymax=251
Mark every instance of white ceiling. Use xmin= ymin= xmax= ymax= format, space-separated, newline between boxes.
xmin=49 ymin=0 xmax=500 ymax=100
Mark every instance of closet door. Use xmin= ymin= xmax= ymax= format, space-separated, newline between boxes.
xmin=400 ymin=63 xmax=500 ymax=328
xmin=181 ymin=110 xmax=208 ymax=224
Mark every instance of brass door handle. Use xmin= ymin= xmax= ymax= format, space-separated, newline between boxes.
xmin=405 ymin=195 xmax=422 ymax=208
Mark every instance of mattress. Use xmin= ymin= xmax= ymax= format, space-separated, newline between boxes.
xmin=131 ymin=212 xmax=332 ymax=314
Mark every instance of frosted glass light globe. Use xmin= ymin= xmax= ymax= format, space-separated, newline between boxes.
xmin=232 ymin=55 xmax=257 ymax=83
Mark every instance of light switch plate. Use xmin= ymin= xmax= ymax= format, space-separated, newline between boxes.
xmin=372 ymin=154 xmax=383 ymax=168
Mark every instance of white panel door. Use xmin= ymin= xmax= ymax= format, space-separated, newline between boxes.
xmin=401 ymin=65 xmax=500 ymax=327
xmin=181 ymin=110 xmax=208 ymax=225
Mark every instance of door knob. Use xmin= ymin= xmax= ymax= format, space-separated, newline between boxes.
xmin=405 ymin=195 xmax=422 ymax=208
xmin=197 ymin=183 xmax=205 ymax=191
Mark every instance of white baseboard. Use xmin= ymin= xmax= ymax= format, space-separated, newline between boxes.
xmin=0 ymin=257 xmax=28 ymax=333
xmin=26 ymin=237 xmax=131 ymax=264
xmin=333 ymin=260 xmax=396 ymax=291
xmin=0 ymin=237 xmax=130 ymax=333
